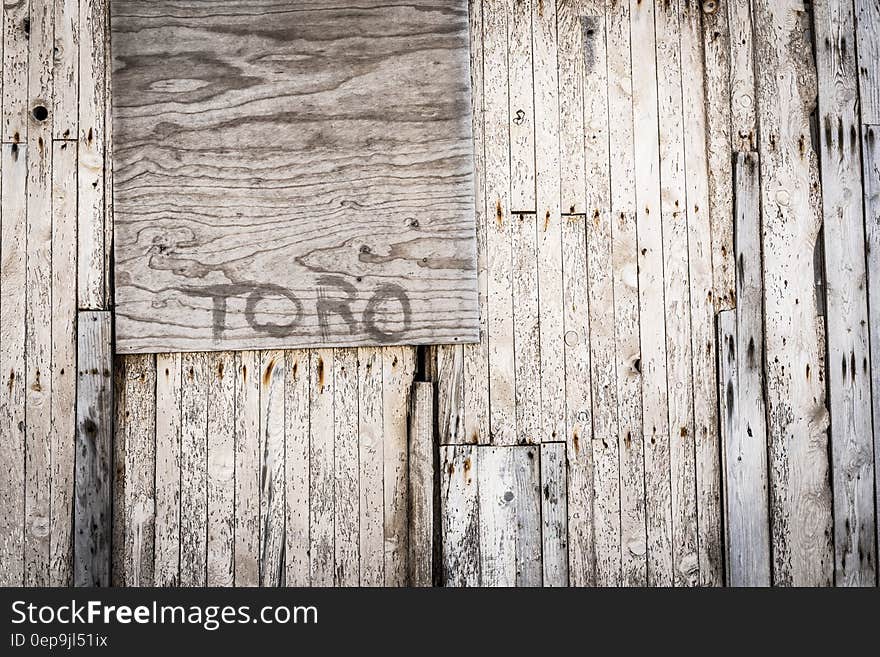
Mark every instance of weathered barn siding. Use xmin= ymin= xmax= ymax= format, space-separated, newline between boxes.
xmin=0 ymin=0 xmax=878 ymax=587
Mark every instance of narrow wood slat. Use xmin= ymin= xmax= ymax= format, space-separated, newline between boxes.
xmin=478 ymin=446 xmax=542 ymax=586
xmin=512 ymin=212 xmax=541 ymax=444
xmin=484 ymin=0 xmax=516 ymax=445
xmin=207 ymin=351 xmax=235 ymax=587
xmin=285 ymin=349 xmax=310 ymax=586
xmin=752 ymin=0 xmax=833 ymax=586
xmin=2 ymin=0 xmax=29 ymax=143
xmin=702 ymin=0 xmax=735 ymax=310
xmin=630 ymin=0 xmax=672 ymax=586
xmin=541 ymin=442 xmax=568 ymax=586
xmin=50 ymin=140 xmax=77 ymax=586
xmin=435 ymin=345 xmax=464 ymax=444
xmin=154 ymin=353 xmax=181 ymax=586
xmin=855 ymin=0 xmax=880 ymax=124
xmin=440 ymin=445 xmax=480 ymax=586
xmin=606 ymin=0 xmax=646 ymax=587
xmin=721 ymin=153 xmax=771 ymax=587
xmin=117 ymin=354 xmax=155 ymax=586
xmin=0 ymin=144 xmax=27 ymax=586
xmin=357 ymin=347 xmax=384 ymax=585
xmin=53 ymin=0 xmax=79 ymax=140
xmin=558 ymin=0 xmax=587 ymax=215
xmin=728 ymin=0 xmax=758 ymax=151
xmin=233 ymin=351 xmax=260 ymax=586
xmin=581 ymin=5 xmax=619 ymax=588
xmin=814 ymin=0 xmax=876 ymax=587
xmin=78 ymin=0 xmax=106 ymax=308
xmin=309 ymin=348 xmax=334 ymax=586
xmin=864 ymin=124 xmax=880 ymax=585
xmin=408 ymin=382 xmax=434 ymax=587
xmin=179 ymin=353 xmax=207 ymax=587
xmin=508 ymin=0 xmax=536 ymax=212
xmin=334 ymin=348 xmax=360 ymax=586
xmin=533 ymin=0 xmax=566 ymax=445
xmin=73 ymin=311 xmax=112 ymax=586
xmin=681 ymin=2 xmax=724 ymax=586
xmin=382 ymin=347 xmax=414 ymax=585
xmin=259 ymin=350 xmax=285 ymax=586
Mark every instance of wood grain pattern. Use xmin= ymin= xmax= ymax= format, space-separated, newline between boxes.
xmin=110 ymin=0 xmax=478 ymax=353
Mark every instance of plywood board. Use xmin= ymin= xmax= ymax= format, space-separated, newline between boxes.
xmin=111 ymin=0 xmax=478 ymax=353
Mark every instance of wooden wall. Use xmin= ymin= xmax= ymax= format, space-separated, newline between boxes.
xmin=0 ymin=0 xmax=877 ymax=587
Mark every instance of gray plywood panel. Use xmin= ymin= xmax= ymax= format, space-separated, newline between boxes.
xmin=111 ymin=0 xmax=478 ymax=353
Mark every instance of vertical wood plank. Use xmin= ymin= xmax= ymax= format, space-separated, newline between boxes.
xmin=153 ymin=353 xmax=181 ymax=587
xmin=309 ymin=348 xmax=334 ymax=586
xmin=508 ymin=0 xmax=536 ymax=211
xmin=533 ymin=0 xmax=566 ymax=445
xmin=233 ymin=351 xmax=260 ymax=586
xmin=814 ymin=0 xmax=876 ymax=587
xmin=50 ymin=140 xmax=77 ymax=586
xmin=753 ymin=0 xmax=834 ymax=586
xmin=721 ymin=153 xmax=771 ymax=587
xmin=606 ymin=0 xmax=646 ymax=587
xmin=382 ymin=347 xmax=414 ymax=585
xmin=259 ymin=350 xmax=285 ymax=586
xmin=73 ymin=312 xmax=111 ymax=587
xmin=78 ymin=0 xmax=105 ymax=308
xmin=2 ymin=0 xmax=29 ymax=143
xmin=440 ymin=445 xmax=480 ymax=586
xmin=179 ymin=352 xmax=207 ymax=587
xmin=541 ymin=442 xmax=568 ymax=586
xmin=358 ymin=347 xmax=384 ymax=586
xmin=207 ymin=352 xmax=235 ymax=587
xmin=0 ymin=144 xmax=27 ymax=586
xmin=681 ymin=1 xmax=724 ymax=586
xmin=558 ymin=0 xmax=587 ymax=215
xmin=855 ymin=0 xmax=880 ymax=124
xmin=334 ymin=348 xmax=360 ymax=586
xmin=728 ymin=0 xmax=758 ymax=152
xmin=284 ymin=350 xmax=310 ymax=586
xmin=484 ymin=0 xmax=517 ymax=445
xmin=408 ymin=382 xmax=434 ymax=587
xmin=53 ymin=0 xmax=79 ymax=140
xmin=512 ymin=212 xmax=541 ymax=444
xmin=118 ymin=354 xmax=155 ymax=587
xmin=436 ymin=345 xmax=464 ymax=444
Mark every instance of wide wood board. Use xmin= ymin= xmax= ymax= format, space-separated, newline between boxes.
xmin=110 ymin=0 xmax=478 ymax=353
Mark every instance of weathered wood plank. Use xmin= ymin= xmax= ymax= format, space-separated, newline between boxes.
xmin=79 ymin=0 xmax=106 ymax=308
xmin=2 ymin=0 xmax=29 ymax=143
xmin=508 ymin=0 xmax=536 ymax=212
xmin=702 ymin=0 xmax=735 ymax=310
xmin=630 ymin=0 xmax=672 ymax=586
xmin=334 ymin=348 xmax=360 ymax=586
xmin=558 ymin=0 xmax=587 ymax=215
xmin=234 ymin=351 xmax=260 ymax=586
xmin=753 ymin=0 xmax=833 ymax=586
xmin=207 ymin=352 xmax=235 ymax=587
xmin=484 ymin=0 xmax=517 ymax=445
xmin=533 ymin=0 xmax=566 ymax=445
xmin=53 ymin=0 xmax=79 ymax=140
xmin=259 ymin=350 xmax=285 ymax=586
xmin=814 ymin=0 xmax=876 ymax=587
xmin=541 ymin=442 xmax=568 ymax=586
xmin=864 ymin=124 xmax=880 ymax=586
xmin=74 ymin=312 xmax=112 ymax=587
xmin=855 ymin=0 xmax=880 ymax=124
xmin=179 ymin=353 xmax=207 ymax=587
xmin=154 ymin=353 xmax=181 ymax=586
xmin=478 ymin=446 xmax=542 ymax=586
xmin=681 ymin=1 xmax=724 ymax=586
xmin=50 ymin=140 xmax=77 ymax=586
xmin=436 ymin=345 xmax=464 ymax=444
xmin=408 ymin=382 xmax=434 ymax=587
xmin=440 ymin=445 xmax=480 ymax=586
xmin=383 ymin=347 xmax=415 ymax=584
xmin=606 ymin=0 xmax=646 ymax=587
xmin=357 ymin=347 xmax=384 ymax=586
xmin=722 ymin=153 xmax=771 ymax=587
xmin=118 ymin=354 xmax=155 ymax=586
xmin=110 ymin=0 xmax=478 ymax=352
xmin=0 ymin=144 xmax=27 ymax=586
xmin=285 ymin=349 xmax=310 ymax=586
xmin=728 ymin=0 xmax=758 ymax=152
xmin=309 ymin=349 xmax=335 ymax=586
xmin=655 ymin=0 xmax=699 ymax=587
xmin=512 ymin=212 xmax=541 ymax=444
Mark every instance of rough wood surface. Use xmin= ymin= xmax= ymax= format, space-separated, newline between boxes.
xmin=541 ymin=442 xmax=568 ymax=586
xmin=856 ymin=0 xmax=880 ymax=124
xmin=110 ymin=0 xmax=478 ymax=353
xmin=408 ymin=382 xmax=434 ymax=586
xmin=74 ymin=312 xmax=112 ymax=587
xmin=153 ymin=353 xmax=182 ymax=586
xmin=207 ymin=351 xmax=235 ymax=586
xmin=440 ymin=445 xmax=480 ymax=585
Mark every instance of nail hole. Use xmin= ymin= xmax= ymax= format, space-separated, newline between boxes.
xmin=32 ymin=105 xmax=48 ymax=122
